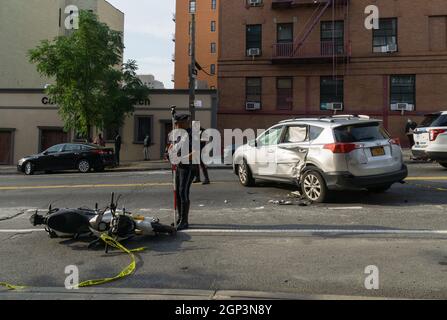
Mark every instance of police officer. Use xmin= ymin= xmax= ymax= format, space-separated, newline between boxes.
xmin=168 ymin=114 xmax=198 ymax=231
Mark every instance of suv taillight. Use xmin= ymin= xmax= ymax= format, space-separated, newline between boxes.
xmin=429 ymin=129 xmax=446 ymax=141
xmin=323 ymin=143 xmax=358 ymax=154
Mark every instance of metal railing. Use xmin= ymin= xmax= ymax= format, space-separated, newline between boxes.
xmin=273 ymin=40 xmax=350 ymax=59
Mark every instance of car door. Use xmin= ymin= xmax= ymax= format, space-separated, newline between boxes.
xmin=252 ymin=126 xmax=285 ymax=177
xmin=276 ymin=125 xmax=310 ymax=180
xmin=38 ymin=144 xmax=64 ymax=170
xmin=58 ymin=144 xmax=82 ymax=169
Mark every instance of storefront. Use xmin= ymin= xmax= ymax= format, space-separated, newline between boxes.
xmin=0 ymin=89 xmax=217 ymax=164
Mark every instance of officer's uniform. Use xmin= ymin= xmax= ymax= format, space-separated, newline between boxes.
xmin=169 ymin=114 xmax=198 ymax=230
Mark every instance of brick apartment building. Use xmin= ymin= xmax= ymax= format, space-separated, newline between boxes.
xmin=174 ymin=0 xmax=219 ymax=89
xmin=218 ymin=0 xmax=447 ymax=146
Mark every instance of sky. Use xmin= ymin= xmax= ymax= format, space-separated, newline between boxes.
xmin=107 ymin=0 xmax=175 ymax=88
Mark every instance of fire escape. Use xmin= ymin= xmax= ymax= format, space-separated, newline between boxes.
xmin=272 ymin=0 xmax=351 ymax=64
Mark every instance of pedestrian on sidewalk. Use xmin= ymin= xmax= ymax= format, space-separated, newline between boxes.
xmin=114 ymin=131 xmax=122 ymax=166
xmin=193 ymin=127 xmax=210 ymax=185
xmin=94 ymin=134 xmax=106 ymax=147
xmin=168 ymin=114 xmax=198 ymax=231
xmin=143 ymin=134 xmax=151 ymax=161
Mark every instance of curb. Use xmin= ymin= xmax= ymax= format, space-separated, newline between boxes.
xmin=0 ymin=286 xmax=399 ymax=300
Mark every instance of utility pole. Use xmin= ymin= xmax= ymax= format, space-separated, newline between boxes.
xmin=188 ymin=1 xmax=197 ymax=122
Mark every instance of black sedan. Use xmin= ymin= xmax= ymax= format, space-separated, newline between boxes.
xmin=17 ymin=143 xmax=116 ymax=175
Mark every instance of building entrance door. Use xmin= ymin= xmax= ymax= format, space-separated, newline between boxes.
xmin=0 ymin=131 xmax=13 ymax=165
xmin=40 ymin=128 xmax=68 ymax=152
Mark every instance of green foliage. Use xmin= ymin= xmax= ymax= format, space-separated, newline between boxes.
xmin=29 ymin=10 xmax=150 ymax=137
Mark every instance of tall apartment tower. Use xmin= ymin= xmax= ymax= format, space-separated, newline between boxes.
xmin=0 ymin=0 xmax=124 ymax=89
xmin=218 ymin=0 xmax=447 ymax=145
xmin=173 ymin=0 xmax=219 ymax=89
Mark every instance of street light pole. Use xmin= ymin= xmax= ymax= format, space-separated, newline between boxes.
xmin=189 ymin=1 xmax=196 ymax=122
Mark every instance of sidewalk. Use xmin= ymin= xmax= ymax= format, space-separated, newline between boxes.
xmin=0 ymin=286 xmax=393 ymax=300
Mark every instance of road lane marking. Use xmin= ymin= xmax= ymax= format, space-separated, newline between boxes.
xmin=328 ymin=207 xmax=363 ymax=210
xmin=0 ymin=229 xmax=45 ymax=233
xmin=184 ymin=229 xmax=447 ymax=235
xmin=2 ymin=228 xmax=447 ymax=237
xmin=406 ymin=177 xmax=447 ymax=181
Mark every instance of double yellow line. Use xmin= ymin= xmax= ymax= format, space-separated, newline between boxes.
xmin=0 ymin=177 xmax=444 ymax=191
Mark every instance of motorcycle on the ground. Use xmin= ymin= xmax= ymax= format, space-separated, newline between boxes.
xmin=30 ymin=193 xmax=176 ymax=251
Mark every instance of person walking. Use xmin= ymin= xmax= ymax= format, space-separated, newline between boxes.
xmin=143 ymin=134 xmax=151 ymax=161
xmin=192 ymin=127 xmax=210 ymax=185
xmin=168 ymin=114 xmax=198 ymax=231
xmin=114 ymin=131 xmax=122 ymax=166
xmin=405 ymin=119 xmax=418 ymax=148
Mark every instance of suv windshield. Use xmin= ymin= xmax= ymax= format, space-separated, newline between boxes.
xmin=334 ymin=123 xmax=389 ymax=143
xmin=419 ymin=114 xmax=447 ymax=127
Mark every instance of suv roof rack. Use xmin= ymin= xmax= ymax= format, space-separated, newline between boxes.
xmin=279 ymin=115 xmax=373 ymax=124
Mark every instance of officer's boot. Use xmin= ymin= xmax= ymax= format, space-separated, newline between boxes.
xmin=171 ymin=205 xmax=182 ymax=227
xmin=177 ymin=202 xmax=190 ymax=231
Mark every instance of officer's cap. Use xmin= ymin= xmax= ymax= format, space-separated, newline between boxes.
xmin=174 ymin=114 xmax=190 ymax=122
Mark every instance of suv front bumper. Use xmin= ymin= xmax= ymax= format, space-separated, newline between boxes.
xmin=323 ymin=165 xmax=408 ymax=190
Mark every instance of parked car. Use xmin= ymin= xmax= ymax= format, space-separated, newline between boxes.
xmin=233 ymin=115 xmax=408 ymax=202
xmin=17 ymin=143 xmax=115 ymax=175
xmin=412 ymin=111 xmax=447 ymax=168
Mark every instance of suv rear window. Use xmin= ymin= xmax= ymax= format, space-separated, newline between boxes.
xmin=419 ymin=114 xmax=447 ymax=127
xmin=334 ymin=123 xmax=389 ymax=143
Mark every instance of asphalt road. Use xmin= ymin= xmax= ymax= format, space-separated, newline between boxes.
xmin=1 ymin=162 xmax=447 ymax=299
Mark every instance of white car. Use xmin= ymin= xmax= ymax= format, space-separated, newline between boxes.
xmin=412 ymin=111 xmax=447 ymax=168
xmin=233 ymin=115 xmax=407 ymax=202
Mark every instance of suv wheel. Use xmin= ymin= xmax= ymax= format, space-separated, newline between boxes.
xmin=238 ymin=160 xmax=255 ymax=187
xmin=24 ymin=162 xmax=35 ymax=175
xmin=440 ymin=162 xmax=447 ymax=169
xmin=77 ymin=159 xmax=91 ymax=173
xmin=301 ymin=170 xmax=327 ymax=203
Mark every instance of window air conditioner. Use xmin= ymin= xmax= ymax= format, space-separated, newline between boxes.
xmin=246 ymin=101 xmax=261 ymax=111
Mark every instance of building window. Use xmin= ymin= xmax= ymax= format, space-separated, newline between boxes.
xmin=277 ymin=23 xmax=293 ymax=44
xmin=246 ymin=24 xmax=262 ymax=54
xmin=373 ymin=18 xmax=398 ymax=53
xmin=321 ymin=21 xmax=345 ymax=55
xmin=134 ymin=116 xmax=153 ymax=144
xmin=211 ymin=0 xmax=217 ymax=10
xmin=210 ymin=64 xmax=216 ymax=75
xmin=320 ymin=76 xmax=344 ymax=110
xmin=211 ymin=21 xmax=216 ymax=32
xmin=390 ymin=75 xmax=415 ymax=109
xmin=277 ymin=77 xmax=293 ymax=110
xmin=246 ymin=78 xmax=262 ymax=103
xmin=211 ymin=42 xmax=217 ymax=53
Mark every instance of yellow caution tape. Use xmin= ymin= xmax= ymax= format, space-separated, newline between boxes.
xmin=78 ymin=234 xmax=146 ymax=288
xmin=0 ymin=282 xmax=26 ymax=291
xmin=0 ymin=234 xmax=146 ymax=290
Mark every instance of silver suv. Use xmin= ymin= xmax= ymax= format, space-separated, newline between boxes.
xmin=233 ymin=115 xmax=408 ymax=203
xmin=412 ymin=111 xmax=447 ymax=169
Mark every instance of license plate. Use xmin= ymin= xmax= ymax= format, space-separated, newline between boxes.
xmin=371 ymin=146 xmax=385 ymax=157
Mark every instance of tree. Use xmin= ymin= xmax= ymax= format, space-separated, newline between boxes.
xmin=29 ymin=10 xmax=150 ymax=138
